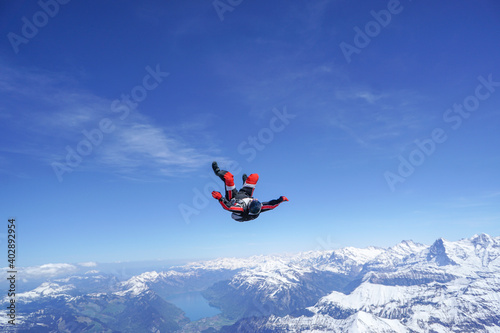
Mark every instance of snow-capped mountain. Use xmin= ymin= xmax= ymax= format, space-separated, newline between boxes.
xmin=3 ymin=234 xmax=500 ymax=332
xmin=222 ymin=234 xmax=500 ymax=332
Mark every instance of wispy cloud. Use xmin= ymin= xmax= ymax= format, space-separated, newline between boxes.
xmin=326 ymin=87 xmax=433 ymax=152
xmin=434 ymin=193 xmax=499 ymax=210
xmin=21 ymin=263 xmax=78 ymax=279
xmin=334 ymin=89 xmax=386 ymax=104
xmin=483 ymin=191 xmax=500 ymax=199
xmin=78 ymin=262 xmax=97 ymax=267
xmin=0 ymin=262 xmax=98 ymax=284
xmin=96 ymin=115 xmax=220 ymax=179
xmin=329 ymin=111 xmax=368 ymax=146
xmin=1 ymin=63 xmax=222 ymax=180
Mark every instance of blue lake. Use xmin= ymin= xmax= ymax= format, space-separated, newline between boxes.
xmin=167 ymin=291 xmax=221 ymax=321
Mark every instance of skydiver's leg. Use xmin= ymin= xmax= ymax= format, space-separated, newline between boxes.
xmin=212 ymin=161 xmax=223 ymax=180
xmin=239 ymin=173 xmax=259 ymax=197
xmin=212 ymin=161 xmax=237 ymax=200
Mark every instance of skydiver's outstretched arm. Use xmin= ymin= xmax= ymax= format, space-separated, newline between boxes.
xmin=212 ymin=162 xmax=237 ymax=201
xmin=261 ymin=196 xmax=289 ymax=212
xmin=212 ymin=191 xmax=244 ymax=213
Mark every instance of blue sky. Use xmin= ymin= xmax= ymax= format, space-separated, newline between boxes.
xmin=1 ymin=0 xmax=499 ymax=267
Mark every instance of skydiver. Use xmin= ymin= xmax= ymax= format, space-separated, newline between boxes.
xmin=211 ymin=161 xmax=289 ymax=222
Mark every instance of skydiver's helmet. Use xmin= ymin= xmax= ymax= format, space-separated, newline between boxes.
xmin=249 ymin=199 xmax=262 ymax=215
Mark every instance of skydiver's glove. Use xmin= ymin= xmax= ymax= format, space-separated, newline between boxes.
xmin=279 ymin=196 xmax=289 ymax=202
xmin=212 ymin=191 xmax=222 ymax=200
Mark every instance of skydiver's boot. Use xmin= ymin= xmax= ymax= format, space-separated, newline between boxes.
xmin=245 ymin=174 xmax=259 ymax=187
xmin=242 ymin=174 xmax=248 ymax=184
xmin=212 ymin=161 xmax=221 ymax=177
xmin=213 ymin=161 xmax=228 ymax=181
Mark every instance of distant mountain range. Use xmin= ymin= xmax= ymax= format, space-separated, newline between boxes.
xmin=2 ymin=234 xmax=500 ymax=332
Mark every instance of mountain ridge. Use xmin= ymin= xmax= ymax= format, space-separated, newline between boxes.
xmin=2 ymin=233 xmax=500 ymax=332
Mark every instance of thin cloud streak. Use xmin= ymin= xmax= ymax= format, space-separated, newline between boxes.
xmin=97 ymin=117 xmax=220 ymax=178
xmin=1 ymin=63 xmax=224 ymax=180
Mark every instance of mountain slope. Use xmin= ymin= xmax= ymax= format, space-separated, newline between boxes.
xmin=221 ymin=234 xmax=500 ymax=332
xmin=3 ymin=234 xmax=500 ymax=332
